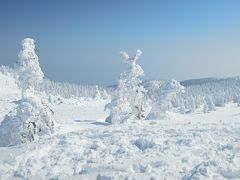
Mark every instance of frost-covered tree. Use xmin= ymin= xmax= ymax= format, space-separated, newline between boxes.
xmin=32 ymin=79 xmax=113 ymax=99
xmin=102 ymin=89 xmax=111 ymax=100
xmin=188 ymin=95 xmax=196 ymax=113
xmin=236 ymin=95 xmax=240 ymax=107
xmin=0 ymin=38 xmax=56 ymax=147
xmin=16 ymin=38 xmax=44 ymax=96
xmin=147 ymin=79 xmax=184 ymax=119
xmin=214 ymin=94 xmax=225 ymax=107
xmin=179 ymin=98 xmax=186 ymax=114
xmin=203 ymin=96 xmax=215 ymax=113
xmin=105 ymin=79 xmax=132 ymax=123
xmin=0 ymin=88 xmax=54 ymax=146
xmin=203 ymin=98 xmax=208 ymax=113
xmin=105 ymin=49 xmax=149 ymax=124
xmin=94 ymin=85 xmax=101 ymax=100
xmin=180 ymin=76 xmax=240 ymax=111
xmin=206 ymin=95 xmax=215 ymax=111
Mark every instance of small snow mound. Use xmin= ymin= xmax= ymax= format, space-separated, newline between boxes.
xmin=176 ymin=138 xmax=192 ymax=147
xmin=218 ymin=144 xmax=233 ymax=151
xmin=96 ymin=175 xmax=112 ymax=180
xmin=181 ymin=161 xmax=218 ymax=180
xmin=133 ymin=138 xmax=155 ymax=151
xmin=132 ymin=163 xmax=152 ymax=173
xmin=220 ymin=170 xmax=240 ymax=179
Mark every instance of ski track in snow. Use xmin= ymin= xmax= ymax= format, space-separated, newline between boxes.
xmin=0 ymin=73 xmax=240 ymax=179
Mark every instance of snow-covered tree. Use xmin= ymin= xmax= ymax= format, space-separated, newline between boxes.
xmin=0 ymin=38 xmax=56 ymax=147
xmin=179 ymin=98 xmax=186 ymax=114
xmin=147 ymin=79 xmax=184 ymax=119
xmin=186 ymin=95 xmax=196 ymax=113
xmin=203 ymin=98 xmax=208 ymax=113
xmin=203 ymin=96 xmax=215 ymax=113
xmin=105 ymin=49 xmax=149 ymax=124
xmin=94 ymin=85 xmax=101 ymax=100
xmin=206 ymin=95 xmax=215 ymax=111
xmin=214 ymin=94 xmax=225 ymax=107
xmin=0 ymin=88 xmax=54 ymax=146
xmin=102 ymin=89 xmax=111 ymax=100
xmin=16 ymin=38 xmax=44 ymax=96
xmin=235 ymin=95 xmax=240 ymax=107
xmin=105 ymin=79 xmax=132 ymax=124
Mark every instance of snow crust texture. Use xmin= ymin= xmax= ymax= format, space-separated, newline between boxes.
xmin=0 ymin=113 xmax=240 ymax=179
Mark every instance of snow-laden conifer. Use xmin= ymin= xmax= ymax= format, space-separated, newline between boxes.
xmin=203 ymin=98 xmax=208 ymax=113
xmin=206 ymin=95 xmax=215 ymax=111
xmin=0 ymin=88 xmax=54 ymax=146
xmin=16 ymin=38 xmax=44 ymax=96
xmin=94 ymin=85 xmax=102 ymax=100
xmin=105 ymin=49 xmax=149 ymax=124
xmin=0 ymin=38 xmax=55 ymax=146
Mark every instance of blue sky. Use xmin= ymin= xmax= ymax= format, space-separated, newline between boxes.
xmin=0 ymin=0 xmax=240 ymax=85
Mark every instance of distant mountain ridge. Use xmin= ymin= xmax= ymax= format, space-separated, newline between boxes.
xmin=108 ymin=76 xmax=240 ymax=89
xmin=180 ymin=76 xmax=240 ymax=86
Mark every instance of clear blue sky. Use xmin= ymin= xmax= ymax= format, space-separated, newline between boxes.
xmin=1 ymin=0 xmax=240 ymax=85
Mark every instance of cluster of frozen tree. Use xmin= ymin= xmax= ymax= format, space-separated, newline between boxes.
xmin=105 ymin=50 xmax=240 ymax=123
xmin=105 ymin=50 xmax=184 ymax=124
xmin=0 ymin=38 xmax=111 ymax=146
xmin=144 ymin=79 xmax=184 ymax=118
xmin=1 ymin=37 xmax=240 ymax=132
xmin=171 ymin=77 xmax=240 ymax=113
xmin=0 ymin=67 xmax=112 ymax=100
xmin=33 ymin=80 xmax=111 ymax=100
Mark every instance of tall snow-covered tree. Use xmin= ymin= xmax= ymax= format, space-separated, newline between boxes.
xmin=105 ymin=49 xmax=149 ymax=124
xmin=0 ymin=38 xmax=55 ymax=146
xmin=16 ymin=38 xmax=44 ymax=96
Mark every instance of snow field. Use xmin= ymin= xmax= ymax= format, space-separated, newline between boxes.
xmin=0 ymin=94 xmax=240 ymax=179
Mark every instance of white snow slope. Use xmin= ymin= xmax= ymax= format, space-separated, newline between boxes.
xmin=0 ymin=72 xmax=240 ymax=180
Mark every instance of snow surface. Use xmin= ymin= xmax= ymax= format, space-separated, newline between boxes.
xmin=0 ymin=72 xmax=240 ymax=179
